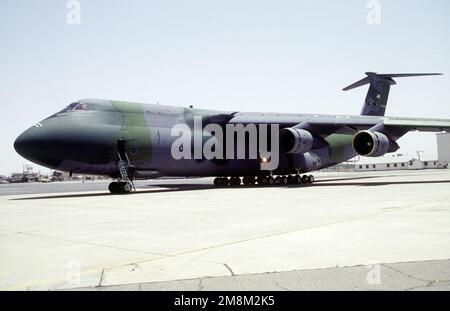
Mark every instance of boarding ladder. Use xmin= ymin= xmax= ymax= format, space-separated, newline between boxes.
xmin=117 ymin=152 xmax=136 ymax=192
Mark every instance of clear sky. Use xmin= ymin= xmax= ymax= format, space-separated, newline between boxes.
xmin=0 ymin=0 xmax=449 ymax=175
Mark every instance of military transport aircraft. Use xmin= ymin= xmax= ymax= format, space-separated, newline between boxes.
xmin=14 ymin=72 xmax=450 ymax=194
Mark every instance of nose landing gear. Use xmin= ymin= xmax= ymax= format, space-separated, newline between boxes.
xmin=109 ymin=181 xmax=134 ymax=194
xmin=109 ymin=139 xmax=136 ymax=194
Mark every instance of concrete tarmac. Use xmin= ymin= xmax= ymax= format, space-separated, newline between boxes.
xmin=1 ymin=170 xmax=450 ymax=290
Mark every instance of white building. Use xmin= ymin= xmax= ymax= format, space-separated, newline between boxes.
xmin=354 ymin=154 xmax=442 ymax=172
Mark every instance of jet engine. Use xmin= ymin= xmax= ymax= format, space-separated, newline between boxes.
xmin=352 ymin=130 xmax=396 ymax=157
xmin=279 ymin=127 xmax=314 ymax=154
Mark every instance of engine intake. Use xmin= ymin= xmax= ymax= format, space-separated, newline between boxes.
xmin=352 ymin=130 xmax=391 ymax=157
xmin=279 ymin=128 xmax=314 ymax=154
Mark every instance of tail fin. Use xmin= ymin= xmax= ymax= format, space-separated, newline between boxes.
xmin=343 ymin=72 xmax=442 ymax=116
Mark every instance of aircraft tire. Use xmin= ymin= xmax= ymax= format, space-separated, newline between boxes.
xmin=230 ymin=177 xmax=241 ymax=186
xmin=288 ymin=175 xmax=296 ymax=184
xmin=108 ymin=182 xmax=133 ymax=194
xmin=108 ymin=182 xmax=116 ymax=194
xmin=216 ymin=177 xmax=225 ymax=187
xmin=122 ymin=182 xmax=132 ymax=193
xmin=259 ymin=176 xmax=268 ymax=185
xmin=222 ymin=177 xmax=230 ymax=187
xmin=108 ymin=182 xmax=118 ymax=194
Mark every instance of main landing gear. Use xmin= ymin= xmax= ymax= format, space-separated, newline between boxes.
xmin=213 ymin=174 xmax=315 ymax=187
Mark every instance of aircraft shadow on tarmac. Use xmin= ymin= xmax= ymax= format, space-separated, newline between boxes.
xmin=310 ymin=179 xmax=450 ymax=187
xmin=10 ymin=176 xmax=450 ymax=201
xmin=9 ymin=184 xmax=215 ymax=201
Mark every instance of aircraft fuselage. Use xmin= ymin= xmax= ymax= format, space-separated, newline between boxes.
xmin=14 ymin=99 xmax=358 ymax=178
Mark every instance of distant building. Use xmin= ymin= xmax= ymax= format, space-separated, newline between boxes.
xmin=60 ymin=171 xmax=108 ymax=181
xmin=354 ymin=154 xmax=442 ymax=172
xmin=437 ymin=133 xmax=450 ymax=166
xmin=319 ymin=162 xmax=356 ymax=172
xmin=52 ymin=171 xmax=64 ymax=182
xmin=9 ymin=173 xmax=25 ymax=183
xmin=8 ymin=165 xmax=41 ymax=183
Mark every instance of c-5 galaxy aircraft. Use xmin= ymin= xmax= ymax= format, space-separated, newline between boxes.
xmin=14 ymin=72 xmax=450 ymax=194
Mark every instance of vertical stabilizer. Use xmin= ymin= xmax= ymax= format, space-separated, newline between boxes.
xmin=343 ymin=72 xmax=442 ymax=116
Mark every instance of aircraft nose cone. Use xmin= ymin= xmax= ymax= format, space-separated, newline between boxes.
xmin=14 ymin=124 xmax=62 ymax=169
xmin=14 ymin=127 xmax=35 ymax=159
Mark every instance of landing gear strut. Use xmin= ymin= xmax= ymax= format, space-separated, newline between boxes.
xmin=109 ymin=139 xmax=136 ymax=194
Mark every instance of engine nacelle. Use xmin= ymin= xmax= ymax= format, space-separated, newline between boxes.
xmin=352 ymin=130 xmax=392 ymax=157
xmin=279 ymin=128 xmax=314 ymax=154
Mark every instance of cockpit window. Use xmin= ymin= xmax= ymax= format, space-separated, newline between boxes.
xmin=48 ymin=101 xmax=99 ymax=118
xmin=59 ymin=102 xmax=90 ymax=113
xmin=73 ymin=103 xmax=88 ymax=111
xmin=67 ymin=102 xmax=79 ymax=110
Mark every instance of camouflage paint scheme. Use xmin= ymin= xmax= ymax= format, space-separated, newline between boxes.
xmin=14 ymin=98 xmax=450 ymax=179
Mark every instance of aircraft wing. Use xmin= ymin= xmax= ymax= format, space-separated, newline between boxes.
xmin=229 ymin=113 xmax=450 ymax=137
xmin=382 ymin=117 xmax=450 ymax=132
xmin=306 ymin=116 xmax=450 ymax=134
